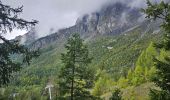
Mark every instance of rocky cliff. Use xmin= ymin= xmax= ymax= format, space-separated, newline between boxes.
xmin=15 ymin=28 xmax=38 ymax=45
xmin=22 ymin=2 xmax=159 ymax=49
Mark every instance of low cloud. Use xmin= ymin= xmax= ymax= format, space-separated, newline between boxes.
xmin=2 ymin=0 xmax=162 ymax=39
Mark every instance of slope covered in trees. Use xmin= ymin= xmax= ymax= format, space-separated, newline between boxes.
xmin=1 ymin=0 xmax=170 ymax=100
xmin=0 ymin=23 xmax=162 ymax=99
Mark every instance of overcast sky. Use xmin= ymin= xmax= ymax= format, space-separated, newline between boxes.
xmin=2 ymin=0 xmax=164 ymax=39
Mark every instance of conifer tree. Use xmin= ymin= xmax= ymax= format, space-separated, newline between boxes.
xmin=109 ymin=88 xmax=122 ymax=100
xmin=59 ymin=34 xmax=94 ymax=100
xmin=0 ymin=1 xmax=38 ymax=86
xmin=143 ymin=0 xmax=170 ymax=99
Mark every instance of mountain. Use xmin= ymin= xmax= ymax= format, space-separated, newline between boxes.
xmin=13 ymin=1 xmax=163 ymax=83
xmin=15 ymin=28 xmax=38 ymax=45
xmin=7 ymin=1 xmax=163 ymax=99
xmin=11 ymin=1 xmax=163 ymax=83
xmin=27 ymin=2 xmax=150 ymax=50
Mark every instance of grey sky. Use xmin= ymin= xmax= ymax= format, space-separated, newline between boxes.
xmin=2 ymin=0 xmax=163 ymax=39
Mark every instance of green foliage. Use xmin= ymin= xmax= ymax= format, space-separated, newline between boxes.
xmin=5 ymin=24 xmax=161 ymax=99
xmin=134 ymin=43 xmax=156 ymax=84
xmin=0 ymin=0 xmax=38 ymax=86
xmin=92 ymin=70 xmax=114 ymax=96
xmin=143 ymin=1 xmax=170 ymax=100
xmin=122 ymin=83 xmax=154 ymax=100
xmin=131 ymin=65 xmax=145 ymax=86
xmin=147 ymin=66 xmax=157 ymax=80
xmin=136 ymin=42 xmax=157 ymax=68
xmin=59 ymin=33 xmax=94 ymax=100
xmin=117 ymin=77 xmax=129 ymax=88
xmin=142 ymin=0 xmax=170 ymax=33
xmin=0 ymin=86 xmax=49 ymax=100
xmin=149 ymin=89 xmax=170 ymax=100
xmin=123 ymin=43 xmax=158 ymax=86
xmin=127 ymin=69 xmax=133 ymax=80
xmin=0 ymin=0 xmax=166 ymax=99
xmin=109 ymin=88 xmax=122 ymax=100
xmin=151 ymin=56 xmax=170 ymax=92
xmin=88 ymin=29 xmax=160 ymax=80
xmin=3 ymin=14 xmax=162 ymax=99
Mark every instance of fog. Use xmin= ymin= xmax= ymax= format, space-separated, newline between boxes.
xmin=2 ymin=0 xmax=164 ymax=39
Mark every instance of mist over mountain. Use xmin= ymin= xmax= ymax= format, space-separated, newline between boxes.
xmin=3 ymin=0 xmax=150 ymax=39
xmin=2 ymin=0 xmax=169 ymax=99
xmin=23 ymin=1 xmax=160 ymax=50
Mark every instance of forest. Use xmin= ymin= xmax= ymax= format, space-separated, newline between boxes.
xmin=0 ymin=0 xmax=170 ymax=100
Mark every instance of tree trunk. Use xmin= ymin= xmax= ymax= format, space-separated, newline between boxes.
xmin=71 ymin=64 xmax=75 ymax=100
xmin=71 ymin=77 xmax=74 ymax=100
xmin=71 ymin=43 xmax=76 ymax=100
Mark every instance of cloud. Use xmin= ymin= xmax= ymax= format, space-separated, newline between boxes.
xmin=2 ymin=0 xmax=114 ymax=38
xmin=2 ymin=30 xmax=27 ymax=40
xmin=1 ymin=0 xmax=162 ymax=39
xmin=128 ymin=0 xmax=147 ymax=8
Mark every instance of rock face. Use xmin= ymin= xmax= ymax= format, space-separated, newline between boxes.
xmin=25 ymin=2 xmax=152 ymax=49
xmin=73 ymin=2 xmax=142 ymax=37
xmin=15 ymin=28 xmax=37 ymax=45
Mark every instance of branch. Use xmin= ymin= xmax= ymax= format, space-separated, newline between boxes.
xmin=0 ymin=35 xmax=11 ymax=45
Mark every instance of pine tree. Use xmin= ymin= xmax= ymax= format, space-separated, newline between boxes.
xmin=59 ymin=34 xmax=94 ymax=100
xmin=0 ymin=1 xmax=39 ymax=86
xmin=142 ymin=0 xmax=170 ymax=99
xmin=109 ymin=88 xmax=122 ymax=100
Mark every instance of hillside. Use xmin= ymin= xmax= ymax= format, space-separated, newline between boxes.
xmin=3 ymin=22 xmax=161 ymax=99
xmin=0 ymin=1 xmax=165 ymax=100
xmin=17 ymin=2 xmax=144 ymax=50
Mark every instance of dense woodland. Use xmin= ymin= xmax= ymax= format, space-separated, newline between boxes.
xmin=0 ymin=0 xmax=170 ymax=100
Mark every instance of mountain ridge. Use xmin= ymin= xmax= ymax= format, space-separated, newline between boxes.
xmin=18 ymin=2 xmax=147 ymax=49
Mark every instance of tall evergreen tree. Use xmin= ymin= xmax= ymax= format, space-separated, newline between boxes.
xmin=59 ymin=34 xmax=94 ymax=100
xmin=142 ymin=0 xmax=170 ymax=99
xmin=109 ymin=88 xmax=122 ymax=100
xmin=0 ymin=1 xmax=39 ymax=86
